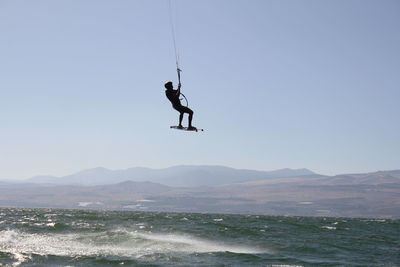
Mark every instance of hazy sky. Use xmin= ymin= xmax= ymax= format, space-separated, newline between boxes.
xmin=1 ymin=0 xmax=399 ymax=179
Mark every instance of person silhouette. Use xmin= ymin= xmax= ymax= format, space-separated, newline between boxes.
xmin=164 ymin=81 xmax=196 ymax=130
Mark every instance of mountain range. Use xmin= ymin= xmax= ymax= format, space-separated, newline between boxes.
xmin=27 ymin=165 xmax=318 ymax=187
xmin=1 ymin=166 xmax=399 ymax=218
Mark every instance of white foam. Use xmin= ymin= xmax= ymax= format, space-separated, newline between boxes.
xmin=12 ymin=252 xmax=30 ymax=267
xmin=133 ymin=231 xmax=266 ymax=254
xmin=321 ymin=226 xmax=336 ymax=230
xmin=0 ymin=228 xmax=268 ymax=265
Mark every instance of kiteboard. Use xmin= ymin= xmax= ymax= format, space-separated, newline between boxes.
xmin=170 ymin=126 xmax=204 ymax=132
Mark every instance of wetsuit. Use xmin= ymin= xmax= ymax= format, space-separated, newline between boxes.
xmin=165 ymin=89 xmax=193 ymax=115
xmin=165 ymin=87 xmax=194 ymax=128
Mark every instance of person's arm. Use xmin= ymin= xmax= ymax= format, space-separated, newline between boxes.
xmin=176 ymin=83 xmax=181 ymax=96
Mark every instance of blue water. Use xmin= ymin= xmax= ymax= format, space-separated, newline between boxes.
xmin=0 ymin=208 xmax=398 ymax=266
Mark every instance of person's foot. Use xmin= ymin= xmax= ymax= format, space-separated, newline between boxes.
xmin=177 ymin=125 xmax=184 ymax=129
xmin=188 ymin=126 xmax=197 ymax=131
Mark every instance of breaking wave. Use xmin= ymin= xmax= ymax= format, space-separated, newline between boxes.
xmin=0 ymin=228 xmax=265 ymax=265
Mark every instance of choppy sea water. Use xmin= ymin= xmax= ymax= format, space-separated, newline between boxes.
xmin=0 ymin=208 xmax=398 ymax=266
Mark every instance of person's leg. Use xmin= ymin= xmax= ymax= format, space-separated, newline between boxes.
xmin=174 ymin=105 xmax=195 ymax=129
xmin=179 ymin=112 xmax=184 ymax=127
xmin=188 ymin=109 xmax=194 ymax=128
xmin=173 ymin=105 xmax=185 ymax=128
xmin=180 ymin=106 xmax=194 ymax=129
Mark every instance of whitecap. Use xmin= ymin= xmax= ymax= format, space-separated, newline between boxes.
xmin=321 ymin=226 xmax=336 ymax=230
xmin=132 ymin=231 xmax=267 ymax=254
xmin=12 ymin=252 xmax=31 ymax=267
xmin=0 ymin=227 xmax=270 ymax=264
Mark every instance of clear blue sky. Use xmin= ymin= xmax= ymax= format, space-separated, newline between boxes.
xmin=1 ymin=0 xmax=399 ymax=179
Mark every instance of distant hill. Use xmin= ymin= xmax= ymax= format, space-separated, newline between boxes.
xmin=1 ymin=169 xmax=399 ymax=218
xmin=27 ymin=165 xmax=318 ymax=187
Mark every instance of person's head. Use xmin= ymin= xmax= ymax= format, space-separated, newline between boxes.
xmin=164 ymin=81 xmax=173 ymax=90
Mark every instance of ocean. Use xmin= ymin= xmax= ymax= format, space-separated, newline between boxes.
xmin=0 ymin=208 xmax=398 ymax=266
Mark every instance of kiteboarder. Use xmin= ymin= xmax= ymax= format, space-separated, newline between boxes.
xmin=164 ymin=81 xmax=196 ymax=131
